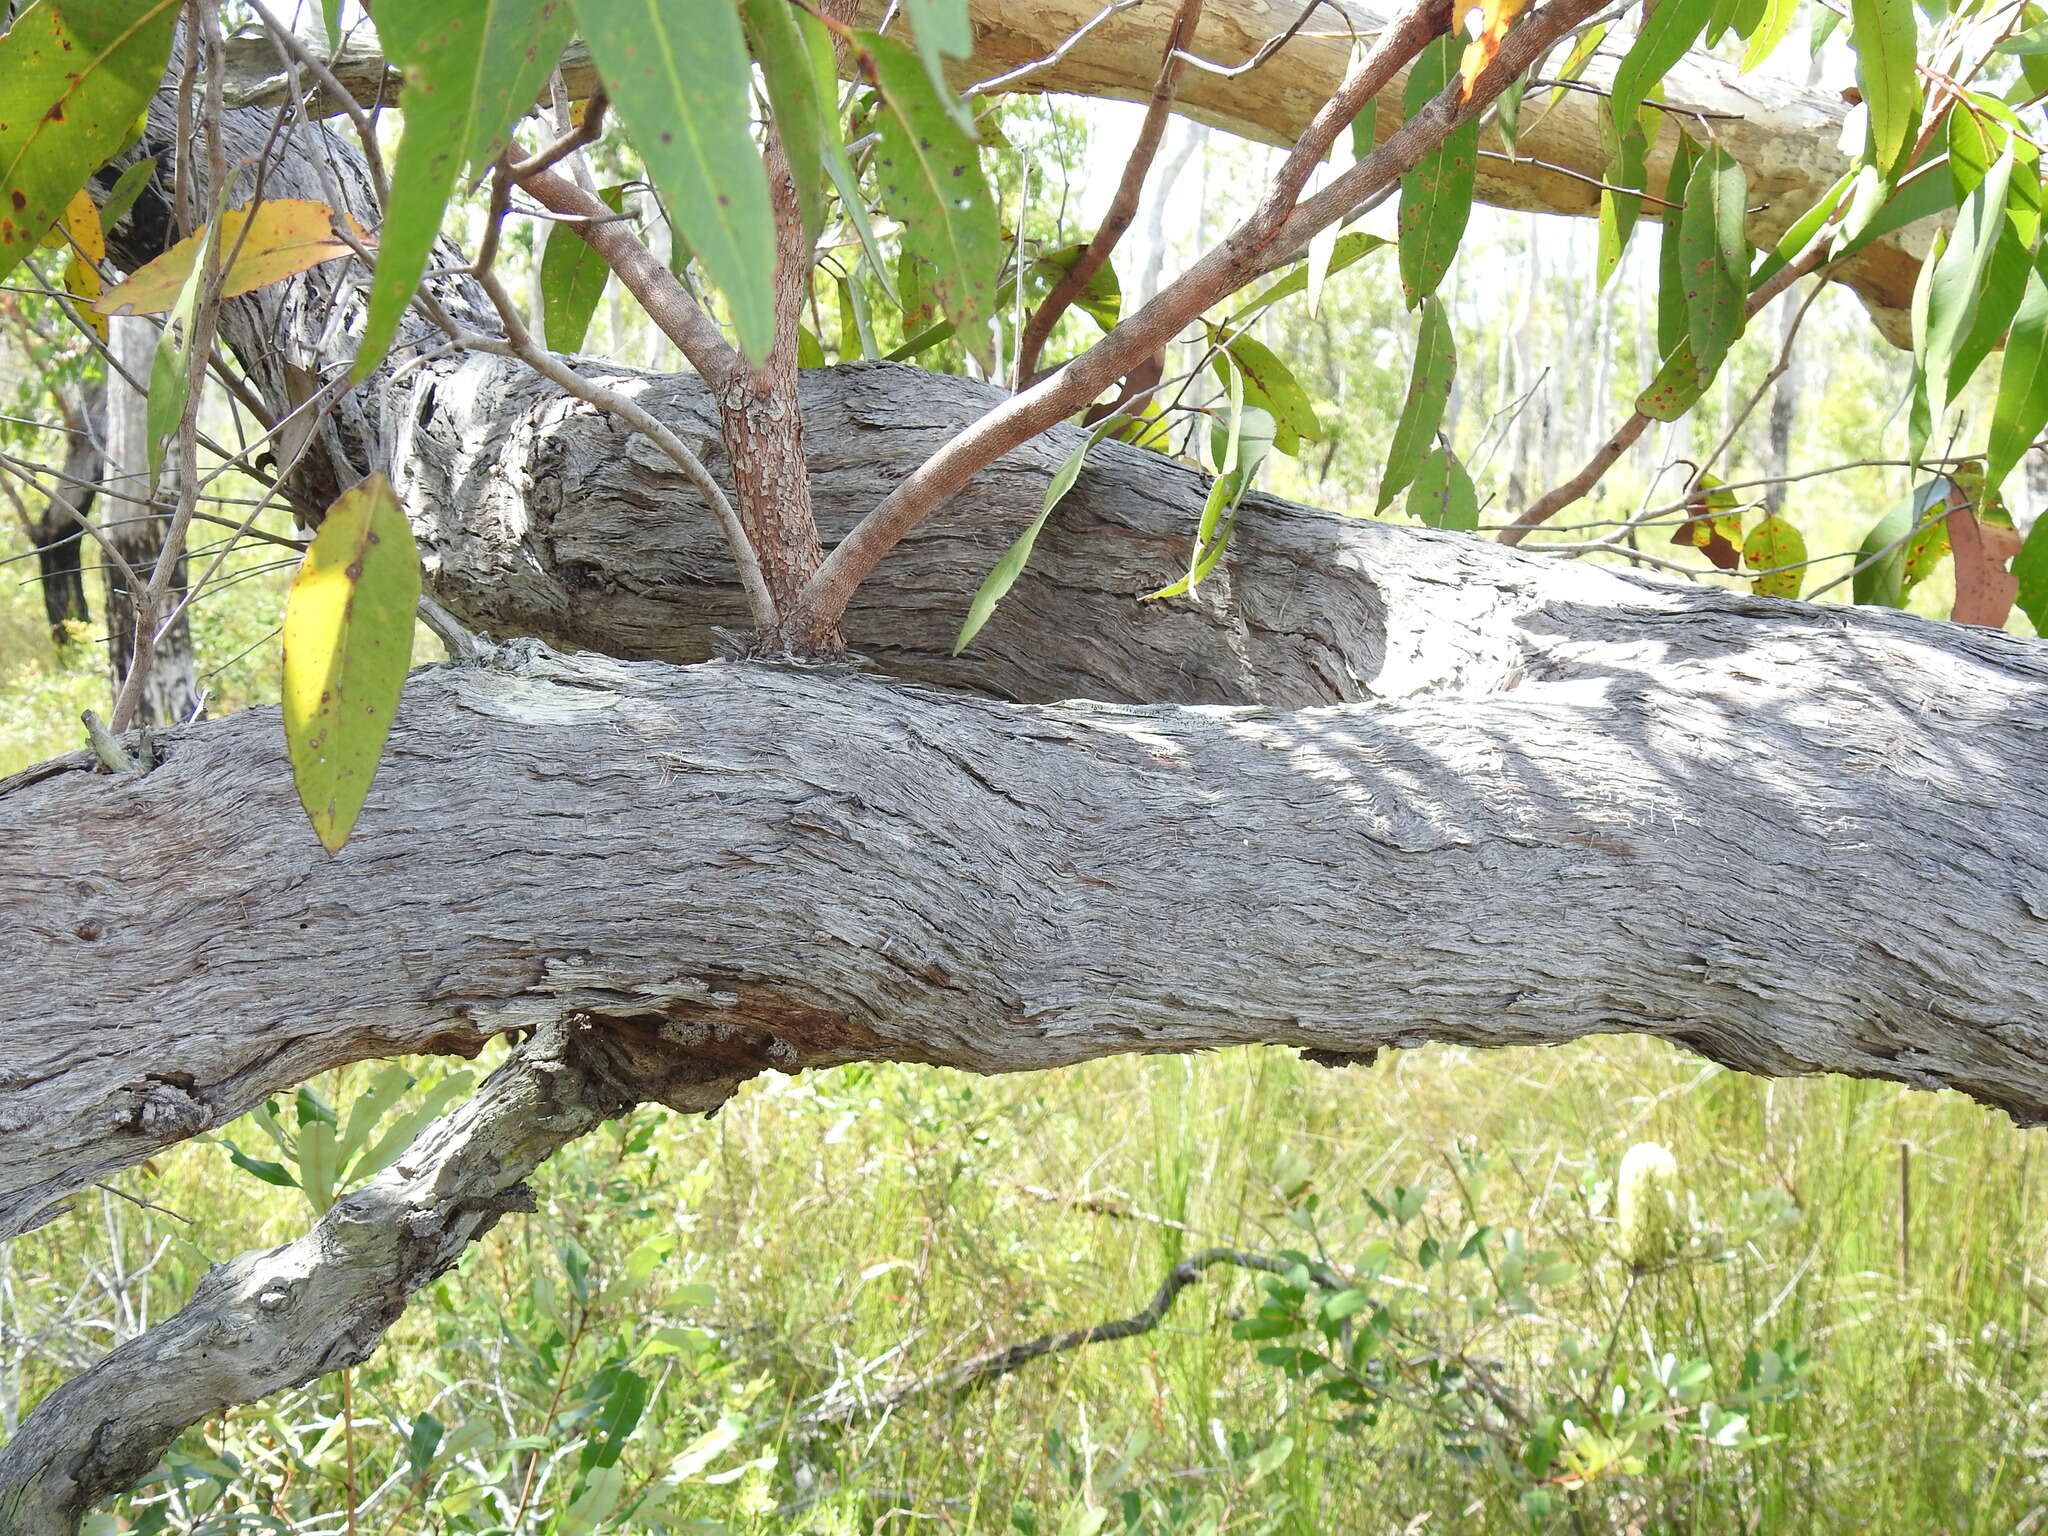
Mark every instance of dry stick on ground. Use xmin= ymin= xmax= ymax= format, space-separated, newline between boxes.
xmin=1012 ymin=0 xmax=1208 ymax=386
xmin=792 ymin=0 xmax=1609 ymax=638
xmin=0 ymin=1020 xmax=746 ymax=1536
xmin=1496 ymin=242 xmax=1828 ymax=546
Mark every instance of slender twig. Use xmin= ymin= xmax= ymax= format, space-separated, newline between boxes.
xmin=1014 ymin=0 xmax=1207 ymax=384
xmin=1499 ymin=241 xmax=1827 ymax=545
xmin=465 ymin=272 xmax=776 ymax=628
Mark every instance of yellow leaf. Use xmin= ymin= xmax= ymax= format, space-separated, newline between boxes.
xmin=1459 ymin=0 xmax=1530 ymax=100
xmin=282 ymin=475 xmax=420 ymax=853
xmin=51 ymin=190 xmax=107 ymax=338
xmin=97 ymin=198 xmax=366 ymax=316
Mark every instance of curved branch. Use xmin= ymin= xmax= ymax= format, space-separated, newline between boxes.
xmin=0 ymin=1019 xmax=743 ymax=1536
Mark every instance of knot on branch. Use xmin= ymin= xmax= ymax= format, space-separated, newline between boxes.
xmin=1299 ymin=1047 xmax=1380 ymax=1071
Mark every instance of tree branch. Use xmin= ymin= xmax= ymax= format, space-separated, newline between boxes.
xmin=1013 ymin=0 xmax=1207 ymax=385
xmin=7 ymin=608 xmax=2048 ymax=1243
xmin=0 ymin=1019 xmax=744 ymax=1536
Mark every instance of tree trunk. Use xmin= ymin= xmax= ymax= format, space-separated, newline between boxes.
xmin=99 ymin=314 xmax=201 ymax=727
xmin=20 ymin=387 xmax=99 ymax=642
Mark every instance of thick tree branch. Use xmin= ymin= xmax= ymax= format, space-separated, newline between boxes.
xmin=0 ymin=1019 xmax=744 ymax=1535
xmin=6 ymin=604 xmax=2048 ymax=1243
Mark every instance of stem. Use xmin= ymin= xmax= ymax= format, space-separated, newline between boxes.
xmin=1013 ymin=0 xmax=1207 ymax=384
xmin=793 ymin=0 xmax=1605 ymax=632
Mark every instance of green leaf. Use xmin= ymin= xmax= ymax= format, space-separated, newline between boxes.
xmin=861 ymin=30 xmax=1002 ymax=368
xmin=1949 ymin=106 xmax=1995 ymax=204
xmin=1855 ymin=477 xmax=1950 ymax=606
xmin=145 ymin=211 xmax=218 ymax=485
xmin=227 ymin=1146 xmax=299 ymax=1190
xmin=0 ymin=0 xmax=180 ymax=288
xmin=1747 ymin=167 xmax=1853 ymax=292
xmin=1916 ymin=142 xmax=2014 ymax=431
xmin=1741 ymin=0 xmax=1800 ymax=70
xmin=1988 ymin=244 xmax=2048 ymax=494
xmin=358 ymin=0 xmax=575 ymax=382
xmin=578 ymin=0 xmax=779 ymax=361
xmin=1679 ymin=147 xmax=1748 ymax=380
xmin=1397 ymin=35 xmax=1477 ymax=306
xmin=1228 ymin=231 xmax=1388 ymax=323
xmin=902 ymin=0 xmax=975 ymax=126
xmin=1741 ymin=513 xmax=1807 ymax=597
xmin=1610 ymin=0 xmax=1713 ymax=133
xmin=1948 ymin=216 xmax=2030 ymax=403
xmin=1836 ymin=163 xmax=1956 ymax=263
xmin=1212 ymin=330 xmax=1320 ymax=453
xmin=1030 ymin=243 xmax=1121 ymax=330
xmin=1637 ymin=336 xmax=1710 ymax=420
xmin=1848 ymin=0 xmax=1919 ymax=175
xmin=1598 ymin=114 xmax=1648 ymax=289
xmin=407 ymin=1414 xmax=446 ymax=1479
xmin=578 ymin=1370 xmax=651 ymax=1475
xmin=337 ymin=1063 xmax=416 ymax=1173
xmin=1377 ymin=296 xmax=1456 ymax=510
xmin=954 ymin=416 xmax=1121 ymax=653
xmin=540 ymin=184 xmax=625 ymax=352
xmin=2014 ymin=512 xmax=2048 ymax=634
xmin=1145 ymin=400 xmax=1276 ymax=601
xmin=741 ymin=0 xmax=832 ymax=242
xmin=97 ymin=154 xmax=157 ymax=231
xmin=1408 ymin=445 xmax=1479 ymax=531
xmin=282 ymin=475 xmax=421 ymax=853
xmin=298 ymin=1119 xmax=338 ymax=1213
xmin=1657 ymin=134 xmax=1700 ymax=358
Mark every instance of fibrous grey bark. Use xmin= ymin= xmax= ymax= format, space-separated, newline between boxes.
xmin=5 ymin=592 xmax=2048 ymax=1247
xmin=396 ymin=354 xmax=1615 ymax=706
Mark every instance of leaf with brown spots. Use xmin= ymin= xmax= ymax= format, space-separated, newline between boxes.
xmin=1397 ymin=34 xmax=1477 ymax=306
xmin=97 ymin=199 xmax=366 ymax=316
xmin=860 ymin=30 xmax=1001 ymax=369
xmin=0 ymin=0 xmax=179 ymax=288
xmin=1741 ymin=513 xmax=1807 ymax=598
xmin=1672 ymin=474 xmax=1743 ymax=569
xmin=282 ymin=476 xmax=421 ymax=853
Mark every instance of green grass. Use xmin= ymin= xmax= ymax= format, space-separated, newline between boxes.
xmin=9 ymin=1039 xmax=2048 ymax=1533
